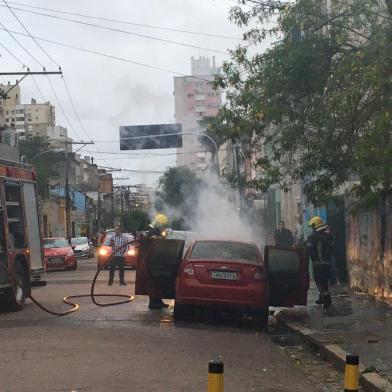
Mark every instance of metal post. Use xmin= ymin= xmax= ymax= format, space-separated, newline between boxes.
xmin=208 ymin=360 xmax=224 ymax=392
xmin=64 ymin=144 xmax=71 ymax=239
xmin=344 ymin=355 xmax=359 ymax=392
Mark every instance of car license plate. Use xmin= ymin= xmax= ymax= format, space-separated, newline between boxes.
xmin=211 ymin=271 xmax=237 ymax=280
xmin=49 ymin=258 xmax=63 ymax=264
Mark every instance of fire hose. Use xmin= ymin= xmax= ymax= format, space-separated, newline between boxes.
xmin=0 ymin=240 xmax=139 ymax=316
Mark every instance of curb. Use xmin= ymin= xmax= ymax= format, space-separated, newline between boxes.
xmin=283 ymin=322 xmax=392 ymax=392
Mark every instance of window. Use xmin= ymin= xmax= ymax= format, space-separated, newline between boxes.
xmin=267 ymin=249 xmax=300 ymax=273
xmin=190 ymin=241 xmax=259 ymax=263
xmin=5 ymin=184 xmax=26 ymax=249
xmin=5 ymin=110 xmax=9 ymax=115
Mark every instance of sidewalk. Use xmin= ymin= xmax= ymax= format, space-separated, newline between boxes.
xmin=275 ymin=283 xmax=392 ymax=391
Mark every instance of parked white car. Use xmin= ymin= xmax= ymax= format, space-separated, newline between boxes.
xmin=71 ymin=237 xmax=93 ymax=258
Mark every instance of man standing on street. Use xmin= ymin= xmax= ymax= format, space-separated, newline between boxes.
xmin=108 ymin=226 xmax=128 ymax=286
xmin=274 ymin=221 xmax=294 ymax=247
xmin=306 ymin=216 xmax=334 ymax=308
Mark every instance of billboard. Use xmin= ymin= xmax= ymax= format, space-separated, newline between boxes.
xmin=120 ymin=124 xmax=182 ymax=151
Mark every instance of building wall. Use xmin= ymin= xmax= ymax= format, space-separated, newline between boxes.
xmin=346 ymin=196 xmax=392 ymax=303
xmin=0 ymin=142 xmax=19 ymax=162
xmin=174 ymin=57 xmax=221 ymax=172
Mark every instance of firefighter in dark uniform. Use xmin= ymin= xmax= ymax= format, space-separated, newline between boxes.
xmin=306 ymin=216 xmax=334 ymax=308
xmin=147 ymin=214 xmax=170 ymax=309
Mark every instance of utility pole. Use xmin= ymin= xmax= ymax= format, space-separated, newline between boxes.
xmin=64 ymin=140 xmax=94 ymax=239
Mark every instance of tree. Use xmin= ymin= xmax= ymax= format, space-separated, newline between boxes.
xmin=155 ymin=166 xmax=202 ymax=229
xmin=211 ymin=0 xmax=392 ymax=205
xmin=18 ymin=136 xmax=62 ymax=199
xmin=122 ymin=209 xmax=150 ymax=233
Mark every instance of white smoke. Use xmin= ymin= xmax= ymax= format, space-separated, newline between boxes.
xmin=193 ymin=175 xmax=264 ymax=248
xmin=152 ymin=171 xmax=265 ymax=249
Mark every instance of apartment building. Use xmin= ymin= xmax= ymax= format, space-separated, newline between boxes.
xmin=15 ymin=98 xmax=55 ymax=139
xmin=174 ymin=57 xmax=221 ymax=172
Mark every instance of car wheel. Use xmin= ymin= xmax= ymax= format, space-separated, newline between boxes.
xmin=253 ymin=307 xmax=269 ymax=332
xmin=173 ymin=303 xmax=192 ymax=321
xmin=1 ymin=259 xmax=29 ymax=312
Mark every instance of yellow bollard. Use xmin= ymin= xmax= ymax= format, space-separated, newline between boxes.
xmin=344 ymin=354 xmax=359 ymax=392
xmin=208 ymin=359 xmax=224 ymax=392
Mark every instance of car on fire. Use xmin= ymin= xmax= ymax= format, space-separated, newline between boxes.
xmin=43 ymin=238 xmax=77 ymax=271
xmin=96 ymin=233 xmax=137 ymax=270
xmin=71 ymin=237 xmax=94 ymax=259
xmin=174 ymin=240 xmax=270 ymax=326
xmin=135 ymin=237 xmax=309 ymax=330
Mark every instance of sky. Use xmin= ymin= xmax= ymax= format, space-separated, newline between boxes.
xmin=0 ymin=0 xmax=248 ymax=187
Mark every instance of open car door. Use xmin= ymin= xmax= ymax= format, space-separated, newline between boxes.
xmin=135 ymin=238 xmax=185 ymax=299
xmin=265 ymin=246 xmax=309 ymax=307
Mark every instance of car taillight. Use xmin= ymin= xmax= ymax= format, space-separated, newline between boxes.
xmin=183 ymin=265 xmax=195 ymax=277
xmin=254 ymin=268 xmax=265 ymax=281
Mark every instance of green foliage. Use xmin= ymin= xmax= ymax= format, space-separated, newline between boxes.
xmin=156 ymin=166 xmax=202 ymax=228
xmin=212 ymin=0 xmax=392 ymax=204
xmin=18 ymin=137 xmax=62 ymax=199
xmin=122 ymin=209 xmax=150 ymax=233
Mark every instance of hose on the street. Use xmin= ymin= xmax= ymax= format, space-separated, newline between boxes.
xmin=0 ymin=240 xmax=139 ymax=316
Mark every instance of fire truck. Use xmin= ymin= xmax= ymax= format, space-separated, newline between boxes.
xmin=0 ymin=158 xmax=44 ymax=311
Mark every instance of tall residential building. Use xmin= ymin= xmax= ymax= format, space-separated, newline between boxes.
xmin=174 ymin=57 xmax=221 ymax=172
xmin=15 ymin=98 xmax=55 ymax=139
xmin=0 ymin=82 xmax=21 ymax=129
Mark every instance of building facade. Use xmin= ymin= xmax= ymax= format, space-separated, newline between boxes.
xmin=174 ymin=57 xmax=221 ymax=172
xmin=15 ymin=99 xmax=55 ymax=139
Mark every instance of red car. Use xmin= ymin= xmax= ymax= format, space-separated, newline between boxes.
xmin=97 ymin=234 xmax=137 ymax=270
xmin=43 ymin=237 xmax=77 ymax=271
xmin=174 ymin=240 xmax=310 ymax=329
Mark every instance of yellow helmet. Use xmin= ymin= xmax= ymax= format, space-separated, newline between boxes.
xmin=308 ymin=216 xmax=324 ymax=230
xmin=151 ymin=213 xmax=169 ymax=228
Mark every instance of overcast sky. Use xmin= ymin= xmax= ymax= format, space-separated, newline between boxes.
xmin=0 ymin=0 xmax=250 ymax=187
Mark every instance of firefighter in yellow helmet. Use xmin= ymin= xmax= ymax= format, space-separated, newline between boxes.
xmin=147 ymin=213 xmax=170 ymax=309
xmin=306 ymin=216 xmax=334 ymax=308
xmin=147 ymin=213 xmax=169 ymax=237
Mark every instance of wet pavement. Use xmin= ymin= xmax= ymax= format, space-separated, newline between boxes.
xmin=0 ymin=258 xmax=349 ymax=391
xmin=276 ymin=282 xmax=392 ymax=383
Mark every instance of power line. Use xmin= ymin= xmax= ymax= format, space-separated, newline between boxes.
xmin=0 ymin=28 xmax=213 ymax=81
xmin=0 ymin=4 xmax=228 ymax=54
xmin=83 ymin=149 xmax=212 ymax=159
xmin=0 ymin=39 xmax=27 ymax=68
xmin=0 ymin=21 xmax=43 ymax=67
xmin=46 ymin=75 xmax=83 ymax=140
xmin=6 ymin=1 xmax=241 ymax=40
xmin=2 ymin=3 xmax=111 ymax=165
xmin=2 ymin=0 xmax=60 ymax=68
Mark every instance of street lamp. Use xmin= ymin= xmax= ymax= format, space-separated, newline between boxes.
xmin=21 ymin=148 xmax=65 ymax=163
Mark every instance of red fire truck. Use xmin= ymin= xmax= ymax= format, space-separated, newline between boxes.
xmin=0 ymin=158 xmax=44 ymax=311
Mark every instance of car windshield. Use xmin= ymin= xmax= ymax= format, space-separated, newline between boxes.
xmin=71 ymin=237 xmax=88 ymax=245
xmin=44 ymin=238 xmax=69 ymax=249
xmin=103 ymin=235 xmax=113 ymax=245
xmin=190 ymin=241 xmax=259 ymax=263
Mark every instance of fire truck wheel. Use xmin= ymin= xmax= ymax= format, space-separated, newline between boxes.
xmin=4 ymin=259 xmax=29 ymax=311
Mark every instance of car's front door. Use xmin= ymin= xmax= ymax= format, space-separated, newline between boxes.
xmin=135 ymin=237 xmax=185 ymax=299
xmin=265 ymin=246 xmax=309 ymax=307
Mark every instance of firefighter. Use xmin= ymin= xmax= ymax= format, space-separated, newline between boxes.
xmin=147 ymin=214 xmax=170 ymax=309
xmin=306 ymin=216 xmax=334 ymax=308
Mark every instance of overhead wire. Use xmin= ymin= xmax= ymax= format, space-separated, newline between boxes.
xmin=0 ymin=4 xmax=228 ymax=54
xmin=0 ymin=28 xmax=215 ymax=82
xmin=0 ymin=20 xmax=43 ymax=67
xmin=6 ymin=1 xmax=241 ymax=40
xmin=1 ymin=2 xmax=110 ymax=165
xmin=2 ymin=0 xmax=60 ymax=68
xmin=0 ymin=22 xmax=48 ymax=105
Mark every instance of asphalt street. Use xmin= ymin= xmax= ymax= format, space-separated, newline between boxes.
xmin=0 ymin=257 xmax=346 ymax=392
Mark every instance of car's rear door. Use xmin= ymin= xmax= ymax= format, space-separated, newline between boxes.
xmin=135 ymin=237 xmax=185 ymax=298
xmin=265 ymin=246 xmax=309 ymax=307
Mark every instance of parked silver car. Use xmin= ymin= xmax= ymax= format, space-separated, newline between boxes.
xmin=71 ymin=237 xmax=94 ymax=258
